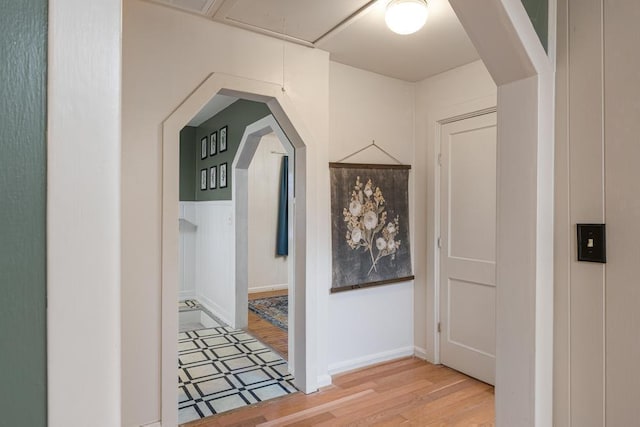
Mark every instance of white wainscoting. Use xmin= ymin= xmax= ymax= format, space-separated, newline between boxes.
xmin=179 ymin=202 xmax=197 ymax=300
xmin=194 ymin=201 xmax=234 ymax=326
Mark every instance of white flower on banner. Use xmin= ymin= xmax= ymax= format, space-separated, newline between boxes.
xmin=363 ymin=211 xmax=378 ymax=230
xmin=342 ymin=176 xmax=402 ymax=275
xmin=351 ymin=227 xmax=363 ymax=243
xmin=349 ymin=200 xmax=362 ymax=216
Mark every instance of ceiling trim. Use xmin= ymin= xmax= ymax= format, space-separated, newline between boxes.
xmin=211 ymin=0 xmax=381 ymax=49
xmin=203 ymin=0 xmax=225 ymax=16
xmin=144 ymin=0 xmax=219 ymax=17
xmin=211 ymin=0 xmax=314 ymax=46
xmin=313 ymin=0 xmax=378 ymax=45
xmin=219 ymin=17 xmax=316 ymax=47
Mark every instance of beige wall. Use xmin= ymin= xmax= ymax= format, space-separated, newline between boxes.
xmin=555 ymin=1 xmax=640 ymax=425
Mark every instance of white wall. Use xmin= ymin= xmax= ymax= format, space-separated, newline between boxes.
xmin=48 ymin=1 xmax=122 ymax=426
xmin=122 ymin=2 xmax=331 ymax=425
xmin=248 ymin=133 xmax=289 ymax=292
xmin=179 ymin=202 xmax=197 ymax=300
xmin=555 ymin=1 xmax=640 ymax=425
xmin=414 ymin=60 xmax=497 ymax=360
xmin=327 ymin=62 xmax=416 ymax=372
xmin=554 ymin=1 xmax=604 ymax=424
xmin=603 ymin=3 xmax=640 ymax=424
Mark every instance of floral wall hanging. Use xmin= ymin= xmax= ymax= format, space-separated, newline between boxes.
xmin=329 ymin=163 xmax=414 ymax=292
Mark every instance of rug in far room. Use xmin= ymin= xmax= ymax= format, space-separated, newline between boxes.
xmin=248 ymin=295 xmax=288 ymax=331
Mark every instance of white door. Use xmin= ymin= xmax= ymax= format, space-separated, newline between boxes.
xmin=439 ymin=112 xmax=497 ymax=385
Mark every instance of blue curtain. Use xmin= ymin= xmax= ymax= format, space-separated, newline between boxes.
xmin=276 ymin=156 xmax=288 ymax=256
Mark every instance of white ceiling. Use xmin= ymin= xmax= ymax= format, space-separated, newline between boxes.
xmin=317 ymin=0 xmax=479 ymax=82
xmin=148 ymin=0 xmax=480 ymax=82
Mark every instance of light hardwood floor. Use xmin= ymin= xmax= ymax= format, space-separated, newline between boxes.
xmin=184 ymin=357 xmax=495 ymax=426
xmin=247 ymin=290 xmax=288 ymax=359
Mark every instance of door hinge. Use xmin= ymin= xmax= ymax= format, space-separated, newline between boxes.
xmin=437 ymin=322 xmax=441 ymax=333
xmin=437 ymin=237 xmax=442 ymax=249
xmin=437 ymin=153 xmax=442 ymax=166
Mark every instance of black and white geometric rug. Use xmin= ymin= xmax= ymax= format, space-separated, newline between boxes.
xmin=179 ymin=299 xmax=202 ymax=311
xmin=178 ymin=322 xmax=297 ymax=424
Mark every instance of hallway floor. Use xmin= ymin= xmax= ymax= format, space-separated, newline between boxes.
xmin=184 ymin=357 xmax=495 ymax=426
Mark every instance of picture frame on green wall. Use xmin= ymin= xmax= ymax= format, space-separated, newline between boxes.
xmin=220 ymin=162 xmax=227 ymax=188
xmin=200 ymin=168 xmax=207 ymax=190
xmin=210 ymin=131 xmax=217 ymax=156
xmin=209 ymin=166 xmax=217 ymax=189
xmin=200 ymin=136 xmax=208 ymax=159
xmin=219 ymin=126 xmax=228 ymax=152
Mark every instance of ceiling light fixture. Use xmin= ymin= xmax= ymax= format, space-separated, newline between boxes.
xmin=385 ymin=0 xmax=429 ymax=35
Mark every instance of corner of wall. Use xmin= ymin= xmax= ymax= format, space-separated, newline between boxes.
xmin=317 ymin=374 xmax=333 ymax=389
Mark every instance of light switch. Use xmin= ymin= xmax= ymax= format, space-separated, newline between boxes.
xmin=577 ymin=224 xmax=606 ymax=263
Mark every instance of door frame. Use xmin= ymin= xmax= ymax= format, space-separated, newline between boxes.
xmin=233 ymin=114 xmax=296 ymax=372
xmin=435 ymin=107 xmax=497 ymax=380
xmin=431 ymin=102 xmax=497 ymax=365
xmin=161 ymin=73 xmax=315 ymax=427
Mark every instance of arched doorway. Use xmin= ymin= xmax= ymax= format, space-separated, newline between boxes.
xmin=161 ymin=74 xmax=313 ymax=427
xmin=233 ymin=114 xmax=296 ymax=370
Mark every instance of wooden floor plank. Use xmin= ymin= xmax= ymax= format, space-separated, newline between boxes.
xmin=184 ymin=357 xmax=494 ymax=427
xmin=247 ymin=290 xmax=288 ymax=359
xmin=256 ymin=390 xmax=376 ymax=426
xmin=283 ymin=411 xmax=337 ymax=426
xmin=323 ymin=378 xmax=473 ymax=426
xmin=371 ymin=414 xmax=410 ymax=426
xmin=403 ymin=383 xmax=494 ymax=426
xmin=326 ymin=379 xmax=434 ymax=419
xmin=333 ymin=357 xmax=423 ymax=389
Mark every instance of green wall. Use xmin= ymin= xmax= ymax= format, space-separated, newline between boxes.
xmin=521 ymin=0 xmax=548 ymax=51
xmin=189 ymin=99 xmax=271 ymax=201
xmin=180 ymin=126 xmax=197 ymax=201
xmin=0 ymin=0 xmax=48 ymax=425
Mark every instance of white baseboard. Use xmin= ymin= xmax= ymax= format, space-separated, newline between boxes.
xmin=248 ymin=284 xmax=288 ymax=294
xmin=197 ymin=294 xmax=232 ymax=327
xmin=327 ymin=346 xmax=415 ymax=376
xmin=414 ymin=346 xmax=428 ymax=360
xmin=317 ymin=374 xmax=332 ymax=389
xmin=140 ymin=422 xmax=161 ymax=427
